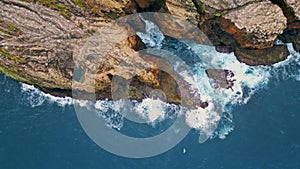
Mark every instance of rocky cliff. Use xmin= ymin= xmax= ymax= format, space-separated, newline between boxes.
xmin=0 ymin=0 xmax=299 ymax=104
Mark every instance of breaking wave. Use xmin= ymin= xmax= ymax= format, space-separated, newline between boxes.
xmin=18 ymin=16 xmax=300 ymax=142
xmin=21 ymin=84 xmax=74 ymax=107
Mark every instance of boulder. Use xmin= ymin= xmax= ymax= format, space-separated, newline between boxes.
xmin=0 ymin=0 xmax=299 ymax=106
xmin=222 ymin=1 xmax=287 ymax=49
xmin=234 ymin=45 xmax=290 ymax=66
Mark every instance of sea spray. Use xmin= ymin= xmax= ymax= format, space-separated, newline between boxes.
xmin=19 ymin=44 xmax=300 ymax=141
xmin=136 ymin=14 xmax=165 ymax=48
xmin=18 ymin=11 xmax=300 ymax=142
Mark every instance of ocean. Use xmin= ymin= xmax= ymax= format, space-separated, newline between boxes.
xmin=0 ymin=14 xmax=300 ymax=169
xmin=0 ymin=67 xmax=300 ymax=168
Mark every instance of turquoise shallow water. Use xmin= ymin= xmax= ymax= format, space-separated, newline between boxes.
xmin=0 ymin=66 xmax=299 ymax=169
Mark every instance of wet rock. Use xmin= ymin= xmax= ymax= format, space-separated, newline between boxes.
xmin=134 ymin=0 xmax=168 ymax=12
xmin=0 ymin=0 xmax=299 ymax=106
xmin=134 ymin=0 xmax=161 ymax=9
xmin=215 ymin=45 xmax=234 ymax=54
xmin=234 ymin=45 xmax=290 ymax=66
xmin=279 ymin=29 xmax=300 ymax=52
xmin=205 ymin=69 xmax=235 ymax=89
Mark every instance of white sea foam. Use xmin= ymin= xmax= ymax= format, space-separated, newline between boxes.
xmin=185 ymin=103 xmax=220 ymax=131
xmin=272 ymin=43 xmax=300 ymax=82
xmin=134 ymin=98 xmax=181 ymax=124
xmin=21 ymin=83 xmax=73 ymax=107
xmin=136 ymin=14 xmax=165 ymax=48
xmin=134 ymin=98 xmax=166 ymax=122
xmin=20 ymin=44 xmax=300 ymax=141
xmin=20 ymin=14 xmax=300 ymax=143
xmin=95 ymin=100 xmax=124 ymax=130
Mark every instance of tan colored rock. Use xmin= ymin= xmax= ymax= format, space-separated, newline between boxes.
xmin=166 ymin=0 xmax=199 ymax=25
xmin=0 ymin=0 xmax=208 ymax=108
xmin=201 ymin=0 xmax=259 ymax=11
xmin=0 ymin=0 xmax=297 ymax=105
xmin=223 ymin=1 xmax=287 ymax=49
xmin=286 ymin=0 xmax=300 ymax=20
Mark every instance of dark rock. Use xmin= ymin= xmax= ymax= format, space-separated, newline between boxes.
xmin=234 ymin=45 xmax=290 ymax=66
xmin=279 ymin=29 xmax=300 ymax=52
xmin=128 ymin=35 xmax=147 ymax=51
xmin=205 ymin=69 xmax=235 ymax=89
xmin=215 ymin=45 xmax=234 ymax=54
xmin=0 ymin=0 xmax=299 ymax=107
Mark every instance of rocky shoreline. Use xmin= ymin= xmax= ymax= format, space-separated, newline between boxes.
xmin=0 ymin=0 xmax=299 ymax=105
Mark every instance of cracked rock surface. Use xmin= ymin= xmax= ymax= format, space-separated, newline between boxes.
xmin=0 ymin=0 xmax=299 ymax=104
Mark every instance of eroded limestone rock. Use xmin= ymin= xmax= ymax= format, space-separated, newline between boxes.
xmin=223 ymin=1 xmax=287 ymax=49
xmin=0 ymin=0 xmax=299 ymax=106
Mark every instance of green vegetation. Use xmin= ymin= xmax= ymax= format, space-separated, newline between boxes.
xmin=214 ymin=10 xmax=228 ymax=17
xmin=192 ymin=0 xmax=206 ymax=15
xmin=20 ymin=0 xmax=104 ymax=17
xmin=9 ymin=25 xmax=17 ymax=32
xmin=36 ymin=0 xmax=71 ymax=17
xmin=0 ymin=48 xmax=11 ymax=58
xmin=71 ymin=0 xmax=102 ymax=14
xmin=54 ymin=3 xmax=68 ymax=10
xmin=0 ymin=22 xmax=21 ymax=36
xmin=0 ymin=29 xmax=6 ymax=35
xmin=19 ymin=0 xmax=72 ymax=18
xmin=72 ymin=0 xmax=87 ymax=9
xmin=0 ymin=65 xmax=28 ymax=82
xmin=0 ymin=48 xmax=28 ymax=82
xmin=0 ymin=48 xmax=27 ymax=64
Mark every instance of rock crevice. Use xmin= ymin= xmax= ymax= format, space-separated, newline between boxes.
xmin=0 ymin=0 xmax=299 ymax=104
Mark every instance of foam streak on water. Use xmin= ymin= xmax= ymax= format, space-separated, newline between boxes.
xmin=19 ymin=44 xmax=300 ymax=141
xmin=191 ymin=43 xmax=300 ymax=139
xmin=136 ymin=14 xmax=165 ymax=48
xmin=18 ymin=11 xmax=300 ymax=143
xmin=21 ymin=84 xmax=74 ymax=107
xmin=136 ymin=16 xmax=300 ymax=140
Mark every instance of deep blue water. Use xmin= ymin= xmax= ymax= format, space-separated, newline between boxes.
xmin=1 ymin=12 xmax=300 ymax=169
xmin=0 ymin=73 xmax=299 ymax=169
